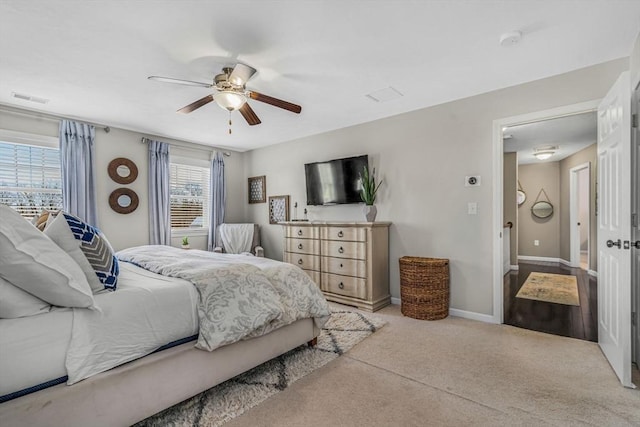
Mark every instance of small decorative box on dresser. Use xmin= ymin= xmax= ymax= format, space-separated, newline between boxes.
xmin=281 ymin=221 xmax=391 ymax=312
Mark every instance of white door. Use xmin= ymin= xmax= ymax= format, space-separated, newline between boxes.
xmin=597 ymin=71 xmax=633 ymax=388
xmin=632 ymin=84 xmax=640 ymax=369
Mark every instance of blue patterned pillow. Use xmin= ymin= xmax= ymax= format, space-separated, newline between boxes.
xmin=62 ymin=213 xmax=119 ymax=291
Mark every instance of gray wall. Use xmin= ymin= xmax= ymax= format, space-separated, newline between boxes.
xmin=503 ymin=152 xmax=518 ymax=266
xmin=0 ymin=110 xmax=246 ymax=251
xmin=244 ymin=58 xmax=627 ymax=316
xmin=518 ymin=162 xmax=561 ymax=258
xmin=559 ymin=143 xmax=597 ymax=269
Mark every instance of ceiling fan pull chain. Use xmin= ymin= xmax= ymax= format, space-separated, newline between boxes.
xmin=228 ymin=112 xmax=232 ymax=135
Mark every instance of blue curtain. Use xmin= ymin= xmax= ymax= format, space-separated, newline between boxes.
xmin=59 ymin=120 xmax=98 ymax=226
xmin=148 ymin=140 xmax=171 ymax=245
xmin=208 ymin=151 xmax=226 ymax=251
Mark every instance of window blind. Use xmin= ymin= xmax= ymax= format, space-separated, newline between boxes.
xmin=170 ymin=162 xmax=210 ymax=229
xmin=0 ymin=141 xmax=62 ymax=219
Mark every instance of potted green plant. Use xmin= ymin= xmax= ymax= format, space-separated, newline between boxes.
xmin=181 ymin=236 xmax=190 ymax=249
xmin=360 ymin=165 xmax=383 ymax=222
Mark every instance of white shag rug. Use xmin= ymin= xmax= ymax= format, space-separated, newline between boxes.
xmin=136 ymin=310 xmax=386 ymax=427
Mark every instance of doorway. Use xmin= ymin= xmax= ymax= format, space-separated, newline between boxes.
xmin=570 ymin=163 xmax=591 ymax=270
xmin=500 ymin=110 xmax=598 ymax=341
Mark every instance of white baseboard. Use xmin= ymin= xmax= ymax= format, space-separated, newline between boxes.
xmin=510 ymin=265 xmax=519 ymax=271
xmin=393 ymin=299 xmax=497 ymax=324
xmin=448 ymin=308 xmax=499 ymax=324
xmin=588 ymin=269 xmax=598 ymax=277
xmin=518 ymin=255 xmax=577 ymax=267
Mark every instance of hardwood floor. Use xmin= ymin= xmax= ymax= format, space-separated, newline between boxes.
xmin=504 ymin=261 xmax=597 ymax=342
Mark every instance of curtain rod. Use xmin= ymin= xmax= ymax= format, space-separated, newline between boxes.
xmin=141 ymin=137 xmax=231 ymax=156
xmin=0 ymin=104 xmax=111 ymax=132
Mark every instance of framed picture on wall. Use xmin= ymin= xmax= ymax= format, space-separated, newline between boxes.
xmin=248 ymin=175 xmax=266 ymax=204
xmin=268 ymin=195 xmax=290 ymax=224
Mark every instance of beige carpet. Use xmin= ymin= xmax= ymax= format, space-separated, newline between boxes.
xmin=222 ymin=303 xmax=639 ymax=427
xmin=516 ymin=272 xmax=580 ymax=306
xmin=136 ymin=310 xmax=385 ymax=427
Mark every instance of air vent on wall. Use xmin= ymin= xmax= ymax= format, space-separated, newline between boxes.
xmin=11 ymin=92 xmax=49 ymax=104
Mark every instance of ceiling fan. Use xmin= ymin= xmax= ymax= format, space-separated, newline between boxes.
xmin=148 ymin=64 xmax=301 ymax=130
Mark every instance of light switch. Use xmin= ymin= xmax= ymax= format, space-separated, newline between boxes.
xmin=534 ymin=240 xmax=539 ymax=246
xmin=468 ymin=202 xmax=477 ymax=215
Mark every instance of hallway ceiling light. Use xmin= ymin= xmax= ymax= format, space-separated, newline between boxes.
xmin=533 ymin=146 xmax=558 ymax=160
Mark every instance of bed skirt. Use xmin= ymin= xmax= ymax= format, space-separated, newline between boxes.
xmin=0 ymin=318 xmax=319 ymax=427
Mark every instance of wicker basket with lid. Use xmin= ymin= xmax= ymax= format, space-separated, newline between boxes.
xmin=399 ymin=256 xmax=449 ymax=320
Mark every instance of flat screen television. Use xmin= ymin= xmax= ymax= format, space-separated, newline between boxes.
xmin=304 ymin=155 xmax=368 ymax=205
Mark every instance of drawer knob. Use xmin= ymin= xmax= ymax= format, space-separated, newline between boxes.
xmin=298 ymin=259 xmax=303 ymax=265
xmin=297 ymin=230 xmax=303 ymax=236
xmin=340 ymin=263 xmax=343 ymax=268
xmin=338 ymin=230 xmax=344 ymax=237
xmin=298 ymin=243 xmax=303 ymax=250
xmin=338 ymin=246 xmax=344 ymax=254
xmin=338 ymin=282 xmax=344 ymax=289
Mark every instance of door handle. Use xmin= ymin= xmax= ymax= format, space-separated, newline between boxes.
xmin=606 ymin=239 xmax=621 ymax=248
xmin=633 ymin=241 xmax=640 ymax=249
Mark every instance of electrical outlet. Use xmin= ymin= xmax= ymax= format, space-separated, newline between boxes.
xmin=534 ymin=240 xmax=539 ymax=246
xmin=467 ymin=202 xmax=477 ymax=215
xmin=465 ymin=175 xmax=481 ymax=187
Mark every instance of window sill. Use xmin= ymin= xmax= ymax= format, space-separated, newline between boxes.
xmin=171 ymin=228 xmax=209 ymax=238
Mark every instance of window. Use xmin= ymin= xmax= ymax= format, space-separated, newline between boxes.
xmin=0 ymin=140 xmax=62 ymax=219
xmin=170 ymin=162 xmax=210 ymax=230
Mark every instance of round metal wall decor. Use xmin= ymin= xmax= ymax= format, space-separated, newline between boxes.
xmin=109 ymin=188 xmax=139 ymax=214
xmin=108 ymin=157 xmax=138 ymax=184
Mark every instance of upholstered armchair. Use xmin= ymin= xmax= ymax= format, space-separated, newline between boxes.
xmin=213 ymin=223 xmax=264 ymax=257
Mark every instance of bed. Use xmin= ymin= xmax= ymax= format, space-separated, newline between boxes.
xmin=0 ymin=207 xmax=330 ymax=427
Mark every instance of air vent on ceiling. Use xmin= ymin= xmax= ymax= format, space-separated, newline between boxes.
xmin=11 ymin=92 xmax=49 ymax=104
xmin=366 ymin=87 xmax=403 ymax=103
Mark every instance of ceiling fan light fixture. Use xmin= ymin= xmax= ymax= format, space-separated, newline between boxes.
xmin=215 ymin=91 xmax=247 ymax=111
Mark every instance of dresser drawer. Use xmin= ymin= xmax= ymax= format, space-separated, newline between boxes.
xmin=285 ymin=226 xmax=319 ymax=240
xmin=321 ymin=240 xmax=366 ymax=260
xmin=321 ymin=256 xmax=367 ymax=278
xmin=285 ymin=237 xmax=320 ymax=255
xmin=322 ymin=273 xmax=366 ymax=300
xmin=321 ymin=226 xmax=366 ymax=242
xmin=285 ymin=252 xmax=320 ymax=271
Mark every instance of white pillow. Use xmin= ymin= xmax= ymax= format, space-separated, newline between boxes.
xmin=0 ymin=205 xmax=95 ymax=308
xmin=0 ymin=276 xmax=51 ymax=318
xmin=44 ymin=213 xmax=105 ymax=294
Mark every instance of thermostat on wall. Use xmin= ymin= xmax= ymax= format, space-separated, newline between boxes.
xmin=465 ymin=175 xmax=481 ymax=187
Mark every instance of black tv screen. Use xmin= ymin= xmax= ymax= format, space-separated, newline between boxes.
xmin=304 ymin=155 xmax=368 ymax=205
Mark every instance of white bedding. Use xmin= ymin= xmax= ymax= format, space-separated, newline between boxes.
xmin=0 ymin=307 xmax=72 ymax=396
xmin=0 ymin=262 xmax=198 ymax=395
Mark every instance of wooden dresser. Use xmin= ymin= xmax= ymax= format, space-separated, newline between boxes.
xmin=281 ymin=222 xmax=391 ymax=312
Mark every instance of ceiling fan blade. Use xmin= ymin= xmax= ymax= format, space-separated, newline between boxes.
xmin=177 ymin=95 xmax=214 ymax=114
xmin=239 ymin=103 xmax=262 ymax=126
xmin=248 ymin=91 xmax=302 ymax=114
xmin=228 ymin=64 xmax=257 ymax=86
xmin=148 ymin=76 xmax=212 ymax=88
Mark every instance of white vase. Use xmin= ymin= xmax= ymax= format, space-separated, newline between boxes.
xmin=363 ymin=205 xmax=377 ymax=222
xmin=182 ymin=244 xmax=190 ymax=250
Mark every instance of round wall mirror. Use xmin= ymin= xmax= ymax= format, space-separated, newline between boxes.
xmin=517 ymin=190 xmax=526 ymax=206
xmin=108 ymin=158 xmax=138 ymax=184
xmin=531 ymin=201 xmax=553 ymax=219
xmin=109 ymin=188 xmax=139 ymax=214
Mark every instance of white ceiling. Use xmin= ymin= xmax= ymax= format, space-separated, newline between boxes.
xmin=503 ymin=111 xmax=597 ymax=165
xmin=0 ymin=1 xmax=638 ymax=152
